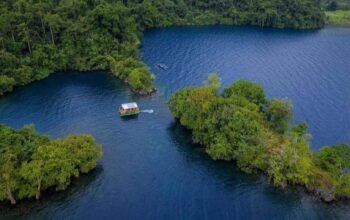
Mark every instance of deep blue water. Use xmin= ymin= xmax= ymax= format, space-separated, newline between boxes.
xmin=1 ymin=26 xmax=350 ymax=219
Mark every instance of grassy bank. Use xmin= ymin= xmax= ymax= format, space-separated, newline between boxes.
xmin=326 ymin=10 xmax=350 ymax=25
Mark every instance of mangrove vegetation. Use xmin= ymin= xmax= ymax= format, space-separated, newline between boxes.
xmin=0 ymin=0 xmax=326 ymax=95
xmin=0 ymin=124 xmax=102 ymax=205
xmin=168 ymin=74 xmax=350 ymax=202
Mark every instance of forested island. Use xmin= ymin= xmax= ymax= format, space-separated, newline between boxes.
xmin=0 ymin=0 xmax=326 ymax=96
xmin=168 ymin=74 xmax=350 ymax=202
xmin=0 ymin=124 xmax=102 ymax=205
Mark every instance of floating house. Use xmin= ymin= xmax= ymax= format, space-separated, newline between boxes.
xmin=119 ymin=102 xmax=140 ymax=117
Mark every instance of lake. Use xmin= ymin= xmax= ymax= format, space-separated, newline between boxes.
xmin=0 ymin=26 xmax=350 ymax=219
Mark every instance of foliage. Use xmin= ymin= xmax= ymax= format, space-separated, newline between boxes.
xmin=0 ymin=1 xmax=153 ymax=94
xmin=0 ymin=0 xmax=325 ymax=95
xmin=0 ymin=124 xmax=102 ymax=205
xmin=266 ymin=99 xmax=293 ymax=134
xmin=323 ymin=0 xmax=350 ymax=10
xmin=223 ymin=79 xmax=266 ymax=106
xmin=315 ymin=144 xmax=350 ymax=176
xmin=168 ymin=74 xmax=350 ymax=201
xmin=128 ymin=67 xmax=155 ymax=91
xmin=0 ymin=75 xmax=16 ymax=95
xmin=325 ymin=10 xmax=350 ymax=24
xmin=338 ymin=173 xmax=350 ymax=197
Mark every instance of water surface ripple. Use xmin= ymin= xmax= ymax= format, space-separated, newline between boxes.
xmin=0 ymin=26 xmax=350 ymax=219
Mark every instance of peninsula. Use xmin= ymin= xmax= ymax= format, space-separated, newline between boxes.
xmin=0 ymin=0 xmax=325 ymax=96
xmin=168 ymin=74 xmax=350 ymax=202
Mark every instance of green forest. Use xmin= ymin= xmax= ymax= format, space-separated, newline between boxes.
xmin=168 ymin=74 xmax=350 ymax=202
xmin=0 ymin=0 xmax=326 ymax=95
xmin=0 ymin=124 xmax=102 ymax=205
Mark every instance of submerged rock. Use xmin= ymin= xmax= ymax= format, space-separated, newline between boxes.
xmin=306 ymin=184 xmax=336 ymax=202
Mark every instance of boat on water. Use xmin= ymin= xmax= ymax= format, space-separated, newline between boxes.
xmin=119 ymin=102 xmax=140 ymax=117
xmin=156 ymin=64 xmax=168 ymax=70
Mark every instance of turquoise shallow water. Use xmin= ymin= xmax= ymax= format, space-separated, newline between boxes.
xmin=0 ymin=26 xmax=350 ymax=219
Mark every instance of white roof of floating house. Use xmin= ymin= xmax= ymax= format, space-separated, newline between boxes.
xmin=121 ymin=102 xmax=138 ymax=109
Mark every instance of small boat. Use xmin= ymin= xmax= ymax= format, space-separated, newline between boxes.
xmin=119 ymin=102 xmax=140 ymax=117
xmin=156 ymin=64 xmax=168 ymax=70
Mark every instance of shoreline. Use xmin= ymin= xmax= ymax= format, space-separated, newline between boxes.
xmin=1 ymin=23 xmax=347 ymax=99
xmin=325 ymin=23 xmax=350 ymax=28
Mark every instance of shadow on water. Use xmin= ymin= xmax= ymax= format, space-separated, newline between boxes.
xmin=120 ymin=114 xmax=139 ymax=121
xmin=0 ymin=165 xmax=104 ymax=219
xmin=166 ymin=121 xmax=260 ymax=185
xmin=167 ymin=122 xmax=350 ymax=219
xmin=166 ymin=122 xmax=315 ymax=206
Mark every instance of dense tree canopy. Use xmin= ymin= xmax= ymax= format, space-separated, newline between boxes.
xmin=0 ymin=0 xmax=325 ymax=95
xmin=0 ymin=124 xmax=102 ymax=205
xmin=168 ymin=74 xmax=350 ymax=202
